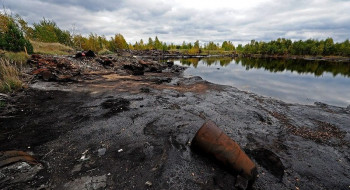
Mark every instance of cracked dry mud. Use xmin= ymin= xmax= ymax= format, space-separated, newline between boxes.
xmin=0 ymin=55 xmax=349 ymax=190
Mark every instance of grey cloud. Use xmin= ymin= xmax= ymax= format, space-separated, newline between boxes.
xmin=2 ymin=0 xmax=350 ymax=44
xmin=36 ymin=0 xmax=126 ymax=11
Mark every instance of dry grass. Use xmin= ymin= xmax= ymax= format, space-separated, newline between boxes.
xmin=98 ymin=48 xmax=113 ymax=55
xmin=0 ymin=59 xmax=22 ymax=93
xmin=31 ymin=40 xmax=74 ymax=55
xmin=0 ymin=51 xmax=29 ymax=63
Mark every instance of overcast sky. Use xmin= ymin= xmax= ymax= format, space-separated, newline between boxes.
xmin=3 ymin=0 xmax=350 ymax=45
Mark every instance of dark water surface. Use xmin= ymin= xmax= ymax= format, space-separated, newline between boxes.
xmin=173 ymin=57 xmax=350 ymax=107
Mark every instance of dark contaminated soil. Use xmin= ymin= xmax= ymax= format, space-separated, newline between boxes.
xmin=0 ymin=53 xmax=349 ymax=190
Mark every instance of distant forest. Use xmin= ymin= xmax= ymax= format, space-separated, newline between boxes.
xmin=1 ymin=13 xmax=350 ymax=56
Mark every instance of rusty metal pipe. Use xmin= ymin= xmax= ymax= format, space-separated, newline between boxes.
xmin=191 ymin=120 xmax=257 ymax=186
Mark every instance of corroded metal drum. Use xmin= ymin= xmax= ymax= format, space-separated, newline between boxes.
xmin=191 ymin=120 xmax=257 ymax=185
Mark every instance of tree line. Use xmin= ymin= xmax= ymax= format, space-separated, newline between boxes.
xmin=241 ymin=38 xmax=350 ymax=56
xmin=1 ymin=12 xmax=350 ymax=57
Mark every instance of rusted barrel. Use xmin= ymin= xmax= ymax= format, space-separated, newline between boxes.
xmin=191 ymin=120 xmax=257 ymax=186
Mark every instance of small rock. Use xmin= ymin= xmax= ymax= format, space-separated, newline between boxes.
xmin=145 ymin=181 xmax=152 ymax=187
xmin=71 ymin=163 xmax=82 ymax=174
xmin=166 ymin=61 xmax=174 ymax=67
xmin=118 ymin=149 xmax=123 ymax=153
xmin=98 ymin=148 xmax=106 ymax=156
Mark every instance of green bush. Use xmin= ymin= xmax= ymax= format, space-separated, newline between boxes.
xmin=0 ymin=21 xmax=33 ymax=54
xmin=32 ymin=18 xmax=72 ymax=46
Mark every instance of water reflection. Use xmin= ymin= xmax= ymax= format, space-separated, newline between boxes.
xmin=178 ymin=57 xmax=350 ymax=77
xmin=173 ymin=57 xmax=350 ymax=107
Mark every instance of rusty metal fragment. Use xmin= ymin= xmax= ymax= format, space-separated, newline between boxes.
xmin=0 ymin=150 xmax=38 ymax=168
xmin=191 ymin=120 xmax=257 ymax=188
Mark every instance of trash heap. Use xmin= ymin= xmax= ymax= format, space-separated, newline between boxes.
xmin=28 ymin=54 xmax=81 ymax=82
xmin=27 ymin=50 xmax=178 ymax=82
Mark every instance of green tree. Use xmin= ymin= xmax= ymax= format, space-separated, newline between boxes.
xmin=324 ymin=38 xmax=334 ymax=55
xmin=194 ymin=40 xmax=200 ymax=49
xmin=110 ymin=33 xmax=128 ymax=51
xmin=236 ymin=44 xmax=243 ymax=53
xmin=147 ymin=37 xmax=154 ymax=49
xmin=1 ymin=21 xmax=33 ymax=53
xmin=221 ymin=41 xmax=235 ymax=51
xmin=181 ymin=41 xmax=188 ymax=49
xmin=154 ymin=36 xmax=162 ymax=50
xmin=206 ymin=41 xmax=218 ymax=50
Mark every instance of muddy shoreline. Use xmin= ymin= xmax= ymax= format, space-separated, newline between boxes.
xmin=1 ymin=53 xmax=349 ymax=189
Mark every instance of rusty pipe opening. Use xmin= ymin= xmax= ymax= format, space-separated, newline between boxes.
xmin=191 ymin=120 xmax=257 ymax=188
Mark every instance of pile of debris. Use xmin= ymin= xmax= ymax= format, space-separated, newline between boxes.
xmin=28 ymin=54 xmax=81 ymax=82
xmin=122 ymin=59 xmax=170 ymax=75
xmin=27 ymin=50 xmax=179 ymax=82
xmin=0 ymin=150 xmax=44 ymax=189
xmin=74 ymin=50 xmax=96 ymax=58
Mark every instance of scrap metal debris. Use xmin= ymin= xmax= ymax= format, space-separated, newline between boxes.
xmin=0 ymin=151 xmax=38 ymax=168
xmin=191 ymin=120 xmax=257 ymax=189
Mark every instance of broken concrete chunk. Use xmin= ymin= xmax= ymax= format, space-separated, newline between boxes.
xmin=98 ymin=148 xmax=106 ymax=156
xmin=0 ymin=161 xmax=44 ymax=186
xmin=63 ymin=175 xmax=107 ymax=190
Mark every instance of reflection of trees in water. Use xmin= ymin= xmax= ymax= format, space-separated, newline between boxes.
xmin=202 ymin=57 xmax=233 ymax=67
xmin=179 ymin=57 xmax=350 ymax=77
xmin=181 ymin=58 xmax=200 ymax=68
xmin=181 ymin=57 xmax=234 ymax=67
xmin=237 ymin=58 xmax=350 ymax=77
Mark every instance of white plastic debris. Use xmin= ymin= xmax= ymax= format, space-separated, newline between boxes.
xmin=145 ymin=181 xmax=152 ymax=186
xmin=80 ymin=154 xmax=90 ymax=161
xmin=118 ymin=149 xmax=123 ymax=153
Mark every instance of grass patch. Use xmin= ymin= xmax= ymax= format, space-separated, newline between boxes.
xmin=31 ymin=40 xmax=74 ymax=55
xmin=0 ymin=59 xmax=22 ymax=93
xmin=98 ymin=48 xmax=113 ymax=55
xmin=0 ymin=50 xmax=29 ymax=63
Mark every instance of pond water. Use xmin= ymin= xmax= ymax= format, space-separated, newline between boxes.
xmin=172 ymin=57 xmax=350 ymax=107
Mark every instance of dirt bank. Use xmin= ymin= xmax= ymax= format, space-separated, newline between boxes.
xmin=0 ymin=53 xmax=349 ymax=189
